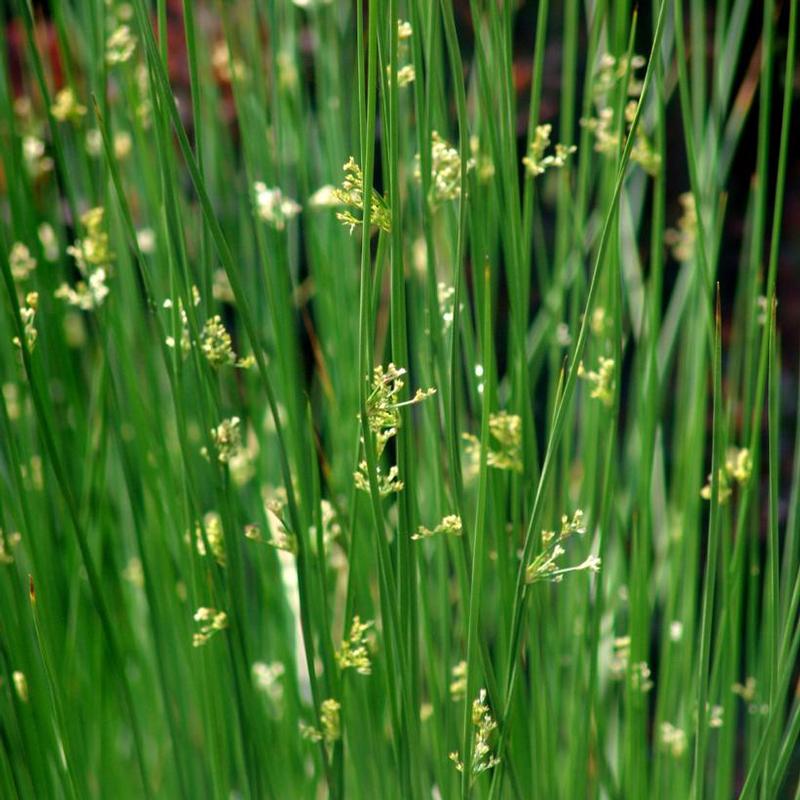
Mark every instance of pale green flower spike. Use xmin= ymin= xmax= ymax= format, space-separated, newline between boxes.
xmin=355 ymin=364 xmax=436 ymax=495
xmin=449 ymin=689 xmax=500 ymax=780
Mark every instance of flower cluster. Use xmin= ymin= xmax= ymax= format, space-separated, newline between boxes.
xmin=387 ymin=20 xmax=415 ymax=87
xmin=252 ymin=661 xmax=285 ymax=708
xmin=522 ymin=124 xmax=576 ymax=177
xmin=700 ymin=446 xmax=751 ymax=503
xmin=210 ymin=416 xmax=243 ymax=464
xmin=660 ymin=722 xmax=688 ymax=758
xmin=12 ymin=671 xmax=28 ymax=703
xmin=9 ymin=243 xmax=36 ymax=282
xmin=56 ymin=207 xmax=113 ymax=310
xmin=525 ymin=510 xmax=600 ymax=584
xmin=259 ymin=486 xmax=298 ymax=554
xmin=413 ymin=514 xmax=463 ymax=541
xmin=51 ymin=87 xmax=86 ymax=123
xmin=578 ymin=357 xmax=615 ymax=407
xmin=195 ymin=511 xmax=226 ymax=566
xmin=335 ymin=616 xmax=375 ymax=675
xmin=192 ymin=606 xmax=228 ymax=647
xmin=463 ymin=411 xmax=523 ymax=474
xmin=199 ymin=314 xmax=253 ymax=368
xmin=332 ymin=157 xmax=392 ymax=233
xmin=106 ymin=25 xmax=136 ymax=65
xmin=665 ymin=192 xmax=698 ymax=262
xmin=450 ymin=660 xmax=468 ymax=701
xmin=580 ymin=53 xmax=660 ymax=176
xmin=355 ymin=364 xmax=435 ymax=497
xmin=449 ymin=689 xmax=500 ymax=779
xmin=0 ymin=529 xmax=22 ymax=565
xmin=630 ymin=661 xmax=654 ymax=693
xmin=300 ymin=698 xmax=341 ymax=745
xmin=253 ymin=182 xmax=301 ymax=230
xmin=414 ymin=131 xmax=471 ymax=207
xmin=13 ymin=293 xmax=39 ymax=351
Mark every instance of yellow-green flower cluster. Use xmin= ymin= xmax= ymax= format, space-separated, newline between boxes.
xmin=300 ymin=698 xmax=341 ymax=745
xmin=463 ymin=411 xmax=523 ymax=473
xmin=0 ymin=529 xmax=22 ymax=565
xmin=413 ymin=514 xmax=463 ymax=541
xmin=333 ymin=157 xmax=391 ymax=233
xmin=355 ymin=364 xmax=435 ymax=497
xmin=195 ymin=511 xmax=226 ymax=566
xmin=9 ymin=243 xmax=36 ymax=282
xmin=449 ymin=660 xmax=468 ymax=700
xmin=449 ymin=689 xmax=500 ymax=779
xmin=525 ymin=509 xmax=600 ymax=584
xmin=13 ymin=292 xmax=39 ymax=351
xmin=210 ymin=416 xmax=243 ymax=464
xmin=578 ymin=356 xmax=615 ymax=407
xmin=192 ymin=607 xmax=228 ymax=647
xmin=580 ymin=53 xmax=660 ymax=176
xmin=335 ymin=616 xmax=375 ymax=675
xmin=106 ymin=25 xmax=136 ymax=65
xmin=700 ymin=446 xmax=752 ymax=503
xmin=414 ymin=131 xmax=471 ymax=207
xmin=56 ymin=207 xmax=113 ymax=310
xmin=665 ymin=193 xmax=698 ymax=262
xmin=50 ymin=87 xmax=86 ymax=123
xmin=522 ymin=124 xmax=576 ymax=177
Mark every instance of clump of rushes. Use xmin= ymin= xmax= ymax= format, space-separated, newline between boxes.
xmin=3 ymin=1 xmax=799 ymax=797
xmin=332 ymin=157 xmax=391 ymax=233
